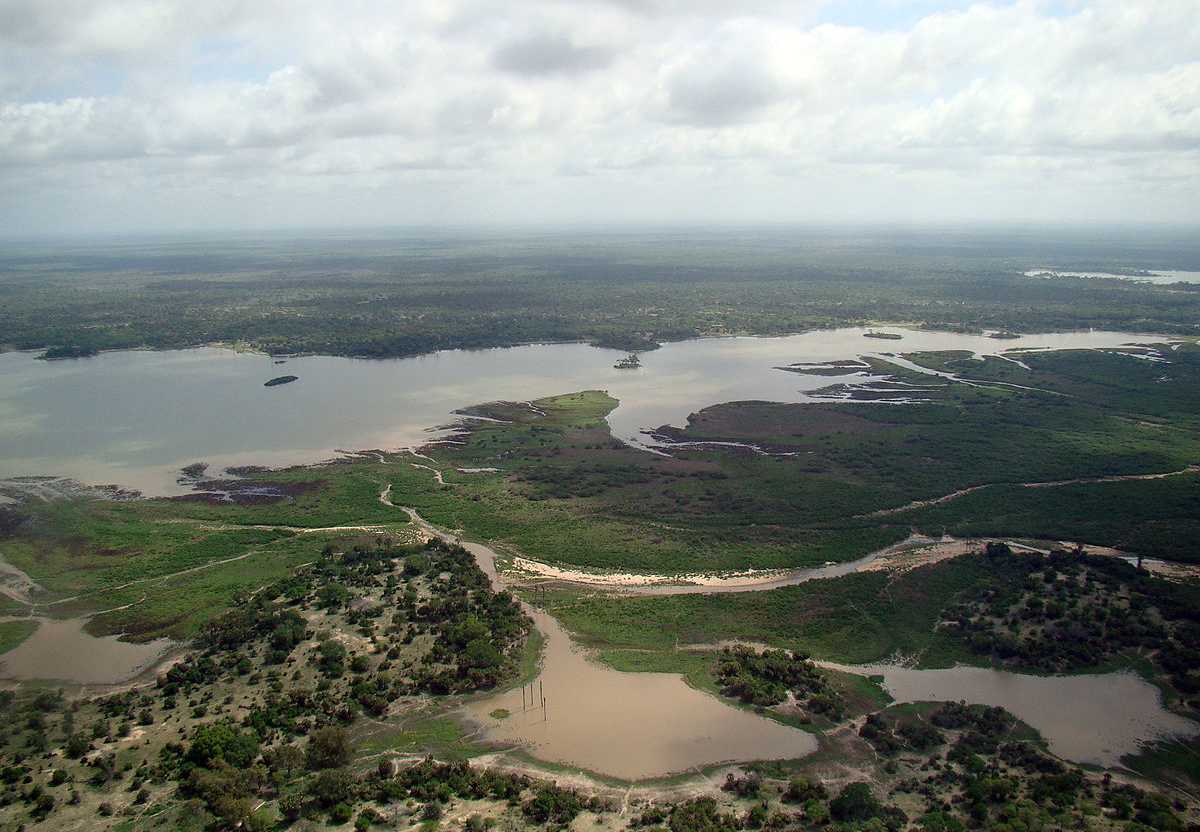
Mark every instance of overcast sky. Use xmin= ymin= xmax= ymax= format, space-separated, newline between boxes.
xmin=1 ymin=0 xmax=1197 ymax=234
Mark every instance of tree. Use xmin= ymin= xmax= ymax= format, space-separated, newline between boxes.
xmin=464 ymin=638 xmax=503 ymax=669
xmin=310 ymin=768 xmax=355 ymax=807
xmin=266 ymin=744 xmax=305 ymax=781
xmin=187 ymin=722 xmax=260 ymax=769
xmin=279 ymin=792 xmax=304 ymax=821
xmin=830 ymin=783 xmax=882 ymax=823
xmin=306 ymin=726 xmax=352 ymax=770
xmin=64 ymin=732 xmax=89 ymax=759
xmin=317 ymin=639 xmax=347 ymax=676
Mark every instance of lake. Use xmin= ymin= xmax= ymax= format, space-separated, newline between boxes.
xmin=0 ymin=327 xmax=1195 ymax=776
xmin=821 ymin=661 xmax=1199 ymax=769
xmin=0 ymin=616 xmax=173 ymax=686
xmin=0 ymin=328 xmax=1170 ymax=496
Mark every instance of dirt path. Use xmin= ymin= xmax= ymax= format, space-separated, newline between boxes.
xmin=410 ymin=463 xmax=446 ymax=485
xmin=862 ymin=464 xmax=1200 ymax=518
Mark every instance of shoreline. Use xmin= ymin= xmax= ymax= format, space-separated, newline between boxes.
xmin=2 ymin=323 xmax=1186 ymax=370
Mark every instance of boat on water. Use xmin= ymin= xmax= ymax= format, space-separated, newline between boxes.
xmin=614 ymin=353 xmax=642 ymax=369
xmin=863 ymin=331 xmax=903 ymax=340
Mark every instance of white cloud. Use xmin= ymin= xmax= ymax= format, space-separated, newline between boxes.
xmin=0 ymin=0 xmax=1197 ymax=232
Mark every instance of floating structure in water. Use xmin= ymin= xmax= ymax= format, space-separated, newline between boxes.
xmin=614 ymin=353 xmax=642 ymax=369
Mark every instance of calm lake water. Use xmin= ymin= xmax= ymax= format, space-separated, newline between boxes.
xmin=418 ymin=530 xmax=819 ymax=780
xmin=823 ymin=662 xmax=1200 ymax=769
xmin=0 ymin=617 xmax=173 ymax=685
xmin=0 ymin=328 xmax=1169 ymax=495
xmin=467 ymin=606 xmax=817 ymax=780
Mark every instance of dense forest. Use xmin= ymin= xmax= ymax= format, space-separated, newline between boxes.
xmin=3 ymin=229 xmax=1200 ymax=359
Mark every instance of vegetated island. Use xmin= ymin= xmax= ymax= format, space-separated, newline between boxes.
xmin=264 ymin=375 xmax=298 ymax=387
xmin=37 ymin=345 xmax=99 ymax=360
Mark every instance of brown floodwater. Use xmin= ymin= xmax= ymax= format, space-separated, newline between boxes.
xmin=465 ymin=606 xmax=817 ymax=780
xmin=0 ymin=617 xmax=174 ymax=685
xmin=821 ymin=662 xmax=1199 ymax=768
xmin=414 ymin=512 xmax=1199 ymax=776
xmin=405 ymin=527 xmax=818 ymax=780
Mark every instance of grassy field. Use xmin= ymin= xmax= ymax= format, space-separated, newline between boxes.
xmin=1 ymin=472 xmax=422 ymax=640
xmin=904 ymin=474 xmax=1200 ymax=561
xmin=1122 ymin=737 xmax=1200 ymax=793
xmin=0 ymin=619 xmax=38 ymax=653
xmin=545 ymin=556 xmax=1003 ymax=667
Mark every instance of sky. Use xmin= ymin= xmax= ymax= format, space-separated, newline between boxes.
xmin=1 ymin=0 xmax=1197 ymax=234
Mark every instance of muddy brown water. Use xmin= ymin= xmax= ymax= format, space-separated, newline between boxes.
xmin=821 ymin=662 xmax=1199 ymax=769
xmin=464 ymin=605 xmax=817 ymax=780
xmin=0 ymin=616 xmax=173 ymax=685
xmin=413 ymin=515 xmax=1200 ymax=778
xmin=406 ymin=525 xmax=818 ymax=780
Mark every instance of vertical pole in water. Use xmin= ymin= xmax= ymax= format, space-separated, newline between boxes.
xmin=522 ymin=685 xmax=526 ymax=711
xmin=539 ymin=679 xmax=543 ymax=706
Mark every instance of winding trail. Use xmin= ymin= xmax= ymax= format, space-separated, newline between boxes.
xmin=376 ymin=487 xmax=821 ymax=780
xmin=410 ymin=463 xmax=446 ymax=485
xmin=380 ymin=479 xmax=1200 ymax=597
xmin=861 ymin=464 xmax=1200 ymax=518
xmin=374 ymin=483 xmax=1200 ymax=779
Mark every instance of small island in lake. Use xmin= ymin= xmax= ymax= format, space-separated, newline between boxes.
xmin=614 ymin=353 xmax=642 ymax=369
xmin=38 ymin=345 xmax=99 ymax=360
xmin=863 ymin=330 xmax=903 ymax=340
xmin=264 ymin=375 xmax=299 ymax=387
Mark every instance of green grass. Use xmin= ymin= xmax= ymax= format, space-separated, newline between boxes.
xmin=597 ymin=648 xmax=719 ymax=693
xmin=514 ymin=627 xmax=546 ymax=686
xmin=156 ymin=462 xmax=406 ymax=528
xmin=385 ymin=392 xmax=913 ymax=573
xmin=0 ymin=464 xmax=419 ymax=640
xmin=380 ymin=348 xmax=1200 ymax=573
xmin=355 ymin=715 xmax=489 ymax=762
xmin=907 ymin=474 xmax=1200 ymax=561
xmin=548 ymin=555 xmax=1007 ymax=667
xmin=1122 ymin=736 xmax=1200 ymax=790
xmin=0 ymin=619 xmax=38 ymax=654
